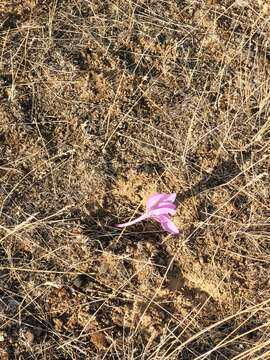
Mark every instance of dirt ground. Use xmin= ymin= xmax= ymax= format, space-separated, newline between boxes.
xmin=0 ymin=0 xmax=270 ymax=359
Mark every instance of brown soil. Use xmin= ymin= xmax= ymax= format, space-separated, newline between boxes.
xmin=0 ymin=1 xmax=270 ymax=359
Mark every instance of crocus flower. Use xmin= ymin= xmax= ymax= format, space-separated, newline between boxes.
xmin=116 ymin=193 xmax=179 ymax=235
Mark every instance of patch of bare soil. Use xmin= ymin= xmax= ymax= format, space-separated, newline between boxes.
xmin=0 ymin=1 xmax=270 ymax=359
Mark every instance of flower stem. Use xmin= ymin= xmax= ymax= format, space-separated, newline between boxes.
xmin=116 ymin=213 xmax=148 ymax=228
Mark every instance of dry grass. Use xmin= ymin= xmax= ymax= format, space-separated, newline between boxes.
xmin=0 ymin=0 xmax=270 ymax=359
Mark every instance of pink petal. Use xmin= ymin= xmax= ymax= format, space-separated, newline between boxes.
xmin=156 ymin=202 xmax=176 ymax=210
xmin=155 ymin=215 xmax=179 ymax=235
xmin=162 ymin=193 xmax=177 ymax=203
xmin=146 ymin=193 xmax=166 ymax=209
xmin=160 ymin=218 xmax=179 ymax=235
xmin=146 ymin=193 xmax=177 ymax=210
xmin=116 ymin=214 xmax=148 ymax=228
xmin=150 ymin=207 xmax=176 ymax=216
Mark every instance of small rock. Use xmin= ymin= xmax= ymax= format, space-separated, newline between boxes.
xmin=0 ymin=349 xmax=8 ymax=360
xmin=90 ymin=331 xmax=109 ymax=350
xmin=0 ymin=331 xmax=6 ymax=342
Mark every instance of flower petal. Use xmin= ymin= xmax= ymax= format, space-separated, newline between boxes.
xmin=116 ymin=214 xmax=148 ymax=228
xmin=146 ymin=193 xmax=177 ymax=210
xmin=160 ymin=217 xmax=179 ymax=235
xmin=146 ymin=193 xmax=166 ymax=209
xmin=149 ymin=207 xmax=176 ymax=216
xmin=156 ymin=202 xmax=176 ymax=210
xmin=162 ymin=193 xmax=177 ymax=203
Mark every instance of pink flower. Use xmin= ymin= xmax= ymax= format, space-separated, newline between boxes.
xmin=116 ymin=193 xmax=179 ymax=235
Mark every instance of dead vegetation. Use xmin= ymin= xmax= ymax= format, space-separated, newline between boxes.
xmin=0 ymin=0 xmax=270 ymax=359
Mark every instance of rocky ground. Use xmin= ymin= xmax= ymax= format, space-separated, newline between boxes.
xmin=0 ymin=1 xmax=270 ymax=359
